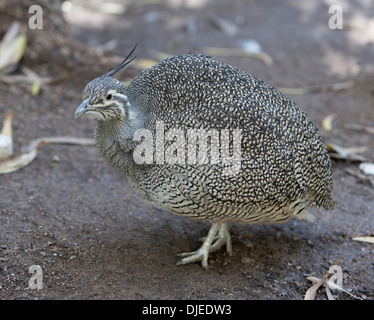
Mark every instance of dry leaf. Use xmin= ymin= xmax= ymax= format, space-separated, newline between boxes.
xmin=325 ymin=285 xmax=335 ymax=300
xmin=345 ymin=123 xmax=374 ymax=135
xmin=305 ymin=258 xmax=362 ymax=300
xmin=31 ymin=81 xmax=41 ymax=96
xmin=326 ymin=142 xmax=367 ymax=162
xmin=238 ymin=39 xmax=262 ymax=54
xmin=304 ymin=258 xmax=342 ymax=300
xmin=308 ymin=272 xmax=362 ymax=300
xmin=0 ymin=21 xmax=27 ymax=74
xmin=322 ymin=114 xmax=336 ymax=131
xmin=278 ymin=81 xmax=353 ymax=96
xmin=326 ymin=280 xmax=361 ymax=300
xmin=304 ymin=270 xmax=331 ymax=300
xmin=0 ymin=110 xmax=13 ymax=138
xmin=359 ymin=163 xmax=374 ymax=176
xmin=0 ymin=110 xmax=13 ymax=161
xmin=328 ymin=264 xmax=343 ymax=289
xmin=0 ymin=149 xmax=36 ymax=174
xmin=308 ymin=274 xmax=336 ymax=300
xmin=0 ymin=136 xmax=94 ymax=174
xmin=22 ymin=66 xmax=48 ymax=94
xmin=352 ymin=236 xmax=374 ymax=244
xmin=209 ymin=15 xmax=238 ymax=36
xmin=101 ymin=2 xmax=126 ymax=14
xmin=0 ymin=65 xmax=53 ymax=94
xmin=344 ymin=167 xmax=374 ymax=187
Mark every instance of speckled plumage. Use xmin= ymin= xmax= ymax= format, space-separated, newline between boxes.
xmin=76 ymin=53 xmax=334 ymax=268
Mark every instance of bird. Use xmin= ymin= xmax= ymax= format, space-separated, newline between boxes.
xmin=75 ymin=46 xmax=334 ymax=269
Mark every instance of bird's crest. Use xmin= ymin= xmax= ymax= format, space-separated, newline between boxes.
xmin=103 ymin=43 xmax=137 ymax=78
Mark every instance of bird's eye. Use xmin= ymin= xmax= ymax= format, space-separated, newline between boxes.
xmin=106 ymin=94 xmax=113 ymax=100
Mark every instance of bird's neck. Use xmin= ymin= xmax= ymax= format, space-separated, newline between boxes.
xmin=94 ymin=117 xmax=144 ymax=178
xmin=95 ymin=119 xmax=137 ymax=152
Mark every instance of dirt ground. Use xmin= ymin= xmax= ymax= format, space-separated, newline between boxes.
xmin=0 ymin=0 xmax=373 ymax=300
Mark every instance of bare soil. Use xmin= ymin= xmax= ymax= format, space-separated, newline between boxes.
xmin=0 ymin=0 xmax=373 ymax=300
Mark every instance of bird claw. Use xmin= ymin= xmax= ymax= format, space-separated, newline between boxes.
xmin=176 ymin=248 xmax=210 ymax=269
xmin=176 ymin=222 xmax=232 ymax=269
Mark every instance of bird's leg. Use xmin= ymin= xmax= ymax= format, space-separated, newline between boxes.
xmin=176 ymin=222 xmax=231 ymax=269
xmin=209 ymin=223 xmax=232 ymax=256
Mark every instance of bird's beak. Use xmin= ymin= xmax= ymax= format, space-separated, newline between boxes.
xmin=74 ymin=98 xmax=90 ymax=119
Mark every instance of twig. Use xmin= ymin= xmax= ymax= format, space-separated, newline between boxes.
xmin=345 ymin=123 xmax=374 ymax=135
xmin=26 ymin=136 xmax=95 ymax=153
xmin=278 ymin=80 xmax=353 ymax=96
xmin=344 ymin=167 xmax=374 ymax=187
xmin=0 ymin=136 xmax=94 ymax=175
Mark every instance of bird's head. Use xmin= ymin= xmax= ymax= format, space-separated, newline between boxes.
xmin=74 ymin=46 xmax=137 ymax=121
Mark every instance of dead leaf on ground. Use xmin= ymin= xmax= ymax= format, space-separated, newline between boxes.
xmin=238 ymin=39 xmax=263 ymax=54
xmin=322 ymin=114 xmax=336 ymax=132
xmin=304 ymin=272 xmax=330 ymax=300
xmin=0 ymin=149 xmax=37 ymax=174
xmin=0 ymin=110 xmax=13 ymax=161
xmin=0 ymin=135 xmax=94 ymax=175
xmin=305 ymin=258 xmax=362 ymax=300
xmin=359 ymin=163 xmax=374 ymax=176
xmin=278 ymin=80 xmax=353 ymax=96
xmin=345 ymin=123 xmax=374 ymax=135
xmin=0 ymin=21 xmax=27 ymax=74
xmin=304 ymin=268 xmax=332 ymax=300
xmin=352 ymin=236 xmax=374 ymax=244
xmin=326 ymin=142 xmax=367 ymax=162
xmin=209 ymin=15 xmax=239 ymax=36
xmin=344 ymin=167 xmax=374 ymax=187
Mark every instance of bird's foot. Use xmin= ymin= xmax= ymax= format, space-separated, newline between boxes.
xmin=176 ymin=222 xmax=231 ymax=269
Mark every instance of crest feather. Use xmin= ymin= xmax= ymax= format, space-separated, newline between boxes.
xmin=103 ymin=43 xmax=137 ymax=77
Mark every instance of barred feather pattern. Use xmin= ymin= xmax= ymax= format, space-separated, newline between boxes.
xmin=95 ymin=54 xmax=334 ymax=224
